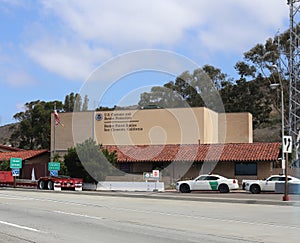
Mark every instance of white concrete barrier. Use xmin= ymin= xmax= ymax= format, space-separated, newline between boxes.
xmin=75 ymin=182 xmax=83 ymax=191
xmin=54 ymin=182 xmax=61 ymax=191
xmin=83 ymin=183 xmax=97 ymax=190
xmin=97 ymin=181 xmax=164 ymax=192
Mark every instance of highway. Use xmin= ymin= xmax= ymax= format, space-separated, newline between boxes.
xmin=0 ymin=189 xmax=300 ymax=242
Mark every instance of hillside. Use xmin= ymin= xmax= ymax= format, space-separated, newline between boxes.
xmin=0 ymin=123 xmax=18 ymax=145
xmin=253 ymin=125 xmax=280 ymax=142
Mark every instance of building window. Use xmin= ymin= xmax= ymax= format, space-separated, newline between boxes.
xmin=119 ymin=163 xmax=131 ymax=173
xmin=235 ymin=162 xmax=257 ymax=176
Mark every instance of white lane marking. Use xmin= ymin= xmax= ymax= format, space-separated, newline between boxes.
xmin=0 ymin=220 xmax=41 ymax=232
xmin=54 ymin=210 xmax=104 ymax=220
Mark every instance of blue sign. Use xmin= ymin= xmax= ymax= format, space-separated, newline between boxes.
xmin=50 ymin=170 xmax=58 ymax=176
xmin=12 ymin=168 xmax=20 ymax=177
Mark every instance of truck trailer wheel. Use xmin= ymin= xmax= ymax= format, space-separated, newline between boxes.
xmin=47 ymin=181 xmax=54 ymax=190
xmin=38 ymin=180 xmax=45 ymax=190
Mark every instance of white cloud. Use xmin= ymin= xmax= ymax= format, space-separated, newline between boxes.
xmin=25 ymin=38 xmax=112 ymax=80
xmin=40 ymin=0 xmax=199 ymax=47
xmin=194 ymin=0 xmax=288 ymax=52
xmin=22 ymin=0 xmax=289 ymax=80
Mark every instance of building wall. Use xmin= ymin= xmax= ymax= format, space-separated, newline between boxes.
xmin=94 ymin=108 xmax=205 ymax=145
xmin=213 ymin=161 xmax=235 ymax=178
xmin=257 ymin=162 xmax=273 ymax=179
xmin=218 ymin=113 xmax=253 ymax=143
xmin=182 ymin=162 xmax=202 ymax=179
xmin=51 ymin=107 xmax=253 ymax=152
xmin=203 ymin=108 xmax=219 ymax=143
xmin=21 ymin=153 xmax=50 ymax=179
xmin=131 ymin=163 xmax=152 ymax=173
xmin=51 ymin=112 xmax=94 ymax=153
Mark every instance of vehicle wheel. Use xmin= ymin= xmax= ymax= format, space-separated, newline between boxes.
xmin=38 ymin=180 xmax=45 ymax=190
xmin=218 ymin=184 xmax=229 ymax=193
xmin=250 ymin=184 xmax=261 ymax=194
xmin=179 ymin=184 xmax=191 ymax=193
xmin=47 ymin=181 xmax=54 ymax=190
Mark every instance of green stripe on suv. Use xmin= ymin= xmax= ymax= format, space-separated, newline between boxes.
xmin=209 ymin=181 xmax=218 ymax=190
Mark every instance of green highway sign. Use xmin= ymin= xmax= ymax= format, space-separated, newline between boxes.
xmin=10 ymin=158 xmax=22 ymax=169
xmin=48 ymin=162 xmax=60 ymax=171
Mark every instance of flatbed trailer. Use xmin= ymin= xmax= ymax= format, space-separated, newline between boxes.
xmin=0 ymin=171 xmax=82 ymax=191
xmin=37 ymin=176 xmax=83 ymax=191
xmin=0 ymin=172 xmax=37 ymax=188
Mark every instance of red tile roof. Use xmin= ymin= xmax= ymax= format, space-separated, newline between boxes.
xmin=103 ymin=143 xmax=280 ymax=163
xmin=0 ymin=150 xmax=48 ymax=161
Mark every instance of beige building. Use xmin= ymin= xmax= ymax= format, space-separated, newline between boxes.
xmin=51 ymin=107 xmax=252 ymax=153
xmin=50 ymin=107 xmax=282 ymax=184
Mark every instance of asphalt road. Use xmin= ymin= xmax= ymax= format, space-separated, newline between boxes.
xmin=0 ymin=189 xmax=300 ymax=242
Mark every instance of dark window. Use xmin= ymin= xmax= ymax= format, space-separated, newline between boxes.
xmin=206 ymin=176 xmax=220 ymax=180
xmin=278 ymin=177 xmax=292 ymax=181
xmin=119 ymin=163 xmax=131 ymax=173
xmin=235 ymin=163 xmax=257 ymax=176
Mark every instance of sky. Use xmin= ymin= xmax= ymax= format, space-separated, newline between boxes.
xmin=0 ymin=0 xmax=289 ymax=126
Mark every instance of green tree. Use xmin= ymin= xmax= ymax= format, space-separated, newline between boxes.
xmin=63 ymin=94 xmax=71 ymax=112
xmin=236 ymin=31 xmax=290 ymax=123
xmin=52 ymin=153 xmax=69 ymax=175
xmin=220 ymin=76 xmax=272 ymax=128
xmin=74 ymin=93 xmax=82 ymax=112
xmin=82 ymin=95 xmax=89 ymax=111
xmin=96 ymin=106 xmax=115 ymax=111
xmin=10 ymin=100 xmax=63 ymax=149
xmin=63 ymin=147 xmax=93 ymax=182
xmin=138 ymin=66 xmax=229 ymax=112
xmin=0 ymin=160 xmax=10 ymax=171
xmin=63 ymin=138 xmax=119 ymax=182
xmin=63 ymin=92 xmax=88 ymax=112
xmin=138 ymin=85 xmax=186 ymax=108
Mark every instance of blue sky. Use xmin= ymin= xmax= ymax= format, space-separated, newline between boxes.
xmin=0 ymin=0 xmax=289 ymax=125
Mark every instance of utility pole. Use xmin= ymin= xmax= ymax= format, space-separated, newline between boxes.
xmin=287 ymin=1 xmax=300 ymax=159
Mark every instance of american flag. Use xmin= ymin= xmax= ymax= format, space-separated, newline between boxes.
xmin=54 ymin=109 xmax=63 ymax=126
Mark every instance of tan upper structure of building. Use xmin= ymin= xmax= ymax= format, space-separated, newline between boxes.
xmin=51 ymin=107 xmax=253 ymax=153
